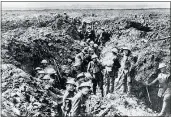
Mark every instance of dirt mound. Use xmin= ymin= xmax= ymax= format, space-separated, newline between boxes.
xmin=100 ymin=12 xmax=170 ymax=113
xmin=2 ymin=64 xmax=64 ymax=116
xmin=2 ymin=25 xmax=83 ymax=75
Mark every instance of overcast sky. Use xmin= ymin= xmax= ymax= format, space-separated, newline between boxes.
xmin=2 ymin=2 xmax=170 ymax=10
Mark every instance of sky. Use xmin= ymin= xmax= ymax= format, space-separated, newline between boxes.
xmin=2 ymin=2 xmax=170 ymax=10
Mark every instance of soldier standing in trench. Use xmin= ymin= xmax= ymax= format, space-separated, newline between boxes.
xmin=87 ymin=54 xmax=104 ymax=97
xmin=62 ymin=78 xmax=76 ymax=117
xmin=105 ymin=48 xmax=121 ymax=95
xmin=70 ymin=82 xmax=91 ymax=116
xmin=146 ymin=63 xmax=171 ymax=116
xmin=74 ymin=48 xmax=88 ymax=73
xmin=117 ymin=47 xmax=132 ymax=94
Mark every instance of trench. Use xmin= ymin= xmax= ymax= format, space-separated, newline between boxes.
xmin=2 ymin=12 xmax=170 ymax=116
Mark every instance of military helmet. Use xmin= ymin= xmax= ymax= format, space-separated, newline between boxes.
xmin=66 ymin=78 xmax=76 ymax=86
xmin=73 ymin=62 xmax=81 ymax=67
xmin=91 ymin=54 xmax=98 ymax=59
xmin=35 ymin=67 xmax=42 ymax=70
xmin=41 ymin=59 xmax=48 ymax=64
xmin=77 ymin=72 xmax=85 ymax=79
xmin=158 ymin=63 xmax=167 ymax=69
xmin=111 ymin=48 xmax=118 ymax=54
xmin=101 ymin=27 xmax=105 ymax=30
xmin=94 ymin=44 xmax=98 ymax=48
xmin=46 ymin=68 xmax=56 ymax=74
xmin=84 ymin=72 xmax=93 ymax=79
xmin=90 ymin=41 xmax=94 ymax=44
xmin=78 ymin=82 xmax=91 ymax=89
xmin=38 ymin=70 xmax=45 ymax=74
xmin=42 ymin=75 xmax=51 ymax=80
xmin=122 ymin=47 xmax=131 ymax=51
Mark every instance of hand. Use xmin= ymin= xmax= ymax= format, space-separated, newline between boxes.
xmin=143 ymin=81 xmax=149 ymax=86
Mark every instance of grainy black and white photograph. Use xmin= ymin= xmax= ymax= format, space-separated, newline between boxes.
xmin=1 ymin=1 xmax=171 ymax=117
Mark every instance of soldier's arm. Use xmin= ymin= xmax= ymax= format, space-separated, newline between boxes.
xmin=147 ymin=77 xmax=158 ymax=86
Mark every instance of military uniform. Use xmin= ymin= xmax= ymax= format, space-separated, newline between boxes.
xmin=148 ymin=73 xmax=171 ymax=116
xmin=119 ymin=56 xmax=131 ymax=93
xmin=74 ymin=52 xmax=85 ymax=72
xmin=87 ymin=59 xmax=103 ymax=97
xmin=99 ymin=29 xmax=110 ymax=46
xmin=70 ymin=92 xmax=88 ymax=116
xmin=62 ymin=90 xmax=75 ymax=116
xmin=84 ymin=30 xmax=96 ymax=42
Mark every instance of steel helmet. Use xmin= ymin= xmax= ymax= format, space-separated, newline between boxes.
xmin=45 ymin=68 xmax=56 ymax=74
xmin=101 ymin=27 xmax=105 ymax=30
xmin=94 ymin=44 xmax=98 ymax=48
xmin=35 ymin=67 xmax=42 ymax=70
xmin=84 ymin=72 xmax=93 ymax=79
xmin=111 ymin=48 xmax=118 ymax=54
xmin=66 ymin=78 xmax=76 ymax=86
xmin=78 ymin=82 xmax=91 ymax=89
xmin=90 ymin=41 xmax=94 ymax=44
xmin=42 ymin=75 xmax=51 ymax=80
xmin=122 ymin=47 xmax=131 ymax=51
xmin=41 ymin=59 xmax=48 ymax=64
xmin=77 ymin=72 xmax=85 ymax=78
xmin=158 ymin=63 xmax=167 ymax=69
xmin=91 ymin=54 xmax=98 ymax=59
xmin=38 ymin=70 xmax=45 ymax=74
xmin=73 ymin=62 xmax=81 ymax=67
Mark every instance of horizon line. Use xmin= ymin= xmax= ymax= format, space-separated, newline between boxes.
xmin=2 ymin=8 xmax=170 ymax=11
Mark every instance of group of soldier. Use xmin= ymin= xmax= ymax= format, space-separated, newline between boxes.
xmin=33 ymin=13 xmax=170 ymax=117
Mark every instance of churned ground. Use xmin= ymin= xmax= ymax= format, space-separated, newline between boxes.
xmin=1 ymin=9 xmax=170 ymax=116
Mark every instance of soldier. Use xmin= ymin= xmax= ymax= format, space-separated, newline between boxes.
xmin=106 ymin=48 xmax=121 ymax=95
xmin=99 ymin=27 xmax=110 ymax=46
xmin=74 ymin=48 xmax=88 ymax=72
xmin=117 ymin=47 xmax=132 ymax=94
xmin=62 ymin=78 xmax=76 ymax=116
xmin=63 ymin=12 xmax=69 ymax=23
xmin=146 ymin=63 xmax=171 ymax=116
xmin=35 ymin=67 xmax=43 ymax=77
xmin=82 ymin=21 xmax=87 ymax=34
xmin=93 ymin=44 xmax=100 ymax=57
xmin=41 ymin=59 xmax=48 ymax=69
xmin=70 ymin=82 xmax=91 ymax=116
xmin=78 ymin=27 xmax=84 ymax=41
xmin=37 ymin=70 xmax=46 ymax=81
xmin=87 ymin=54 xmax=104 ymax=97
xmin=84 ymin=27 xmax=96 ymax=42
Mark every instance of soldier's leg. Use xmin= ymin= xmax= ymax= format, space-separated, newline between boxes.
xmin=120 ymin=70 xmax=127 ymax=93
xmin=97 ymin=72 xmax=104 ymax=97
xmin=106 ymin=73 xmax=110 ymax=95
xmin=92 ymin=79 xmax=97 ymax=95
xmin=127 ymin=74 xmax=132 ymax=94
xmin=159 ymin=94 xmax=171 ymax=116
xmin=110 ymin=76 xmax=114 ymax=93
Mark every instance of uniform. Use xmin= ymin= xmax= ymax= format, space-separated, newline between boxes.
xmin=84 ymin=30 xmax=96 ymax=42
xmin=87 ymin=60 xmax=103 ymax=97
xmin=70 ymin=92 xmax=88 ymax=116
xmin=74 ymin=52 xmax=85 ymax=72
xmin=62 ymin=90 xmax=75 ymax=116
xmin=148 ymin=73 xmax=171 ymax=116
xmin=119 ymin=56 xmax=131 ymax=93
xmin=99 ymin=30 xmax=110 ymax=46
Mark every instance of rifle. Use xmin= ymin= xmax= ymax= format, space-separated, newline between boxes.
xmin=146 ymin=86 xmax=152 ymax=105
xmin=53 ymin=59 xmax=62 ymax=86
